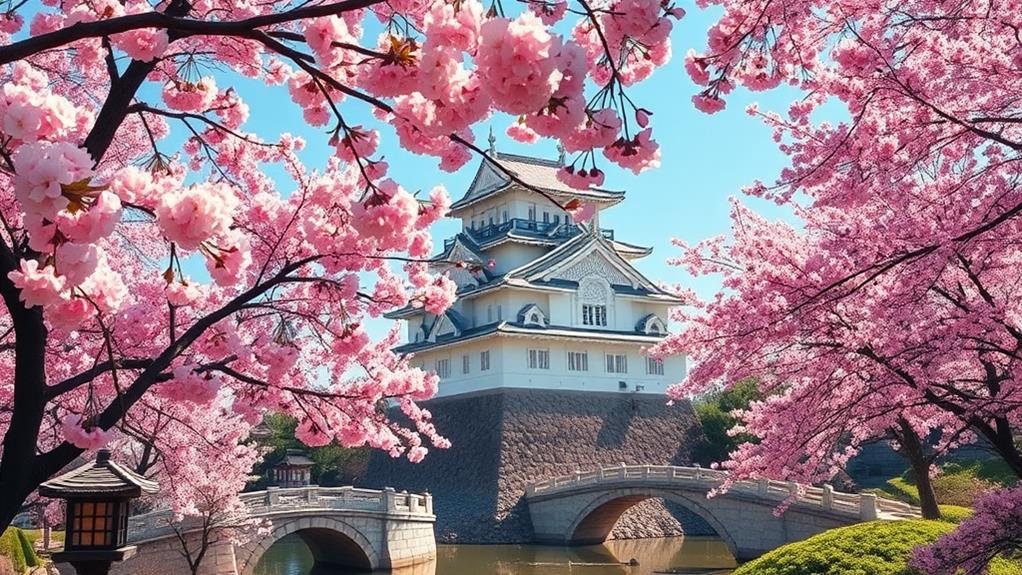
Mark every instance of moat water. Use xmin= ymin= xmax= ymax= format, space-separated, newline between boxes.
xmin=254 ymin=535 xmax=737 ymax=575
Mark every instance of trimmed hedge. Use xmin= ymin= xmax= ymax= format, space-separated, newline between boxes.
xmin=936 ymin=505 xmax=973 ymax=525
xmin=733 ymin=520 xmax=1020 ymax=575
xmin=0 ymin=528 xmax=40 ymax=573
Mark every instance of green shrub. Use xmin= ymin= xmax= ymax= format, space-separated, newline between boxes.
xmin=936 ymin=505 xmax=973 ymax=524
xmin=15 ymin=529 xmax=37 ymax=568
xmin=734 ymin=520 xmax=1020 ymax=575
xmin=0 ymin=528 xmax=28 ymax=572
xmin=734 ymin=520 xmax=947 ymax=575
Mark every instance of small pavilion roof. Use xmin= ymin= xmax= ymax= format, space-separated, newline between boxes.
xmin=277 ymin=449 xmax=315 ymax=467
xmin=40 ymin=449 xmax=159 ymax=499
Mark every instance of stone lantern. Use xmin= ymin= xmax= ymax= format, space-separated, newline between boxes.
xmin=39 ymin=448 xmax=159 ymax=575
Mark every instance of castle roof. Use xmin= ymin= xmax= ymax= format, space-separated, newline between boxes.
xmin=394 ymin=320 xmax=667 ymax=354
xmin=385 ymin=232 xmax=679 ymax=321
xmin=449 ymin=153 xmax=625 ymax=215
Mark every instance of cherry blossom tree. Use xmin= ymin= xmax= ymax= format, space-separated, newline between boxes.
xmin=0 ymin=0 xmax=678 ymax=533
xmin=655 ymin=0 xmax=1022 ymax=569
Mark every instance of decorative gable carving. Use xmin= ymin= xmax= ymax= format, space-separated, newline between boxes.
xmin=636 ymin=313 xmax=668 ymax=335
xmin=469 ymin=162 xmax=508 ymax=197
xmin=517 ymin=304 xmax=547 ymax=327
xmin=553 ymin=251 xmax=631 ymax=286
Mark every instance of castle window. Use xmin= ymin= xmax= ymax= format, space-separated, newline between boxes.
xmin=487 ymin=305 xmax=494 ymax=323
xmin=543 ymin=211 xmax=550 ymax=224
xmin=497 ymin=305 xmax=503 ymax=321
xmin=606 ymin=353 xmax=628 ymax=374
xmin=480 ymin=350 xmax=491 ymax=371
xmin=568 ymin=351 xmax=589 ymax=372
xmin=462 ymin=354 xmax=470 ymax=375
xmin=582 ymin=304 xmax=607 ymax=327
xmin=502 ymin=210 xmax=509 ymax=223
xmin=528 ymin=203 xmax=537 ymax=220
xmin=528 ymin=349 xmax=550 ymax=370
xmin=435 ymin=359 xmax=450 ymax=378
xmin=646 ymin=357 xmax=664 ymax=376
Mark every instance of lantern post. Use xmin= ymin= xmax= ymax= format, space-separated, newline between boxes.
xmin=39 ymin=449 xmax=159 ymax=575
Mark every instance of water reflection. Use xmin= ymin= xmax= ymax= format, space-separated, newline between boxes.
xmin=254 ymin=535 xmax=737 ymax=575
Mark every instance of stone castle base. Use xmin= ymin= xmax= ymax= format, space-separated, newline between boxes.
xmin=362 ymin=388 xmax=713 ymax=543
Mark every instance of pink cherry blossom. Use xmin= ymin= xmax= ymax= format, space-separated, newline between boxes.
xmin=603 ymin=128 xmax=661 ymax=174
xmin=530 ymin=1 xmax=568 ymax=25
xmin=60 ymin=414 xmax=112 ymax=450
xmin=8 ymin=259 xmax=66 ymax=308
xmin=556 ymin=166 xmax=605 ymax=191
xmin=155 ymin=182 xmax=238 ymax=250
xmin=162 ymin=77 xmax=218 ymax=113
xmin=12 ymin=141 xmax=94 ymax=220
xmin=54 ymin=243 xmax=99 ymax=286
xmin=476 ymin=12 xmax=564 ymax=115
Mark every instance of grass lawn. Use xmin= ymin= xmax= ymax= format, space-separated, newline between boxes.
xmin=867 ymin=458 xmax=1017 ymax=508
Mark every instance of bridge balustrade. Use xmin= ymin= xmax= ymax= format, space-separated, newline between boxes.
xmin=526 ymin=464 xmax=917 ymax=521
xmin=126 ymin=486 xmax=434 ymax=543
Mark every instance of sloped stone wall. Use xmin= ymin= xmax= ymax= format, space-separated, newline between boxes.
xmin=363 ymin=388 xmax=712 ymax=543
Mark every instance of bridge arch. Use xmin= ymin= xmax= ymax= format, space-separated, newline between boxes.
xmin=567 ymin=487 xmax=740 ymax=560
xmin=238 ymin=516 xmax=382 ymax=575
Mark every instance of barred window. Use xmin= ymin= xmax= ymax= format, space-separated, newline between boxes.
xmin=582 ymin=304 xmax=607 ymax=327
xmin=462 ymin=354 xmax=470 ymax=374
xmin=528 ymin=349 xmax=550 ymax=370
xmin=606 ymin=353 xmax=628 ymax=374
xmin=568 ymin=351 xmax=589 ymax=372
xmin=435 ymin=359 xmax=450 ymax=378
xmin=480 ymin=350 xmax=491 ymax=371
xmin=646 ymin=357 xmax=665 ymax=376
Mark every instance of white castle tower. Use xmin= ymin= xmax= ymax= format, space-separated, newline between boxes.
xmin=387 ymin=149 xmax=686 ymax=397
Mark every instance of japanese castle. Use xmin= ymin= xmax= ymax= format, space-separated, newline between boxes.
xmin=387 ymin=149 xmax=686 ymax=397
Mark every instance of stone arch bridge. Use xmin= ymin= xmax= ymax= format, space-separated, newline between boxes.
xmin=526 ymin=464 xmax=918 ymax=561
xmin=108 ymin=486 xmax=436 ymax=575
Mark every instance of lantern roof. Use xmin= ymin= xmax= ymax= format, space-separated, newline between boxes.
xmin=39 ymin=449 xmax=159 ymax=499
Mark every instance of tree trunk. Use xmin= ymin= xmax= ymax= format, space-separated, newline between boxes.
xmin=897 ymin=419 xmax=941 ymax=520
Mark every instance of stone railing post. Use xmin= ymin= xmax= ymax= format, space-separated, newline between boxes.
xmin=821 ymin=484 xmax=834 ymax=509
xmin=788 ymin=482 xmax=799 ymax=500
xmin=597 ymin=467 xmax=605 ymax=481
xmin=383 ymin=487 xmax=397 ymax=513
xmin=306 ymin=487 xmax=317 ymax=504
xmin=574 ymin=470 xmax=582 ymax=483
xmin=693 ymin=463 xmax=702 ymax=481
xmin=859 ymin=493 xmax=878 ymax=520
xmin=425 ymin=492 xmax=433 ymax=515
xmin=757 ymin=478 xmax=769 ymax=496
xmin=641 ymin=466 xmax=650 ymax=480
xmin=266 ymin=486 xmax=279 ymax=506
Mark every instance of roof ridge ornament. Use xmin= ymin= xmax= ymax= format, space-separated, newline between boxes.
xmin=487 ymin=125 xmax=496 ymax=153
xmin=556 ymin=142 xmax=565 ymax=165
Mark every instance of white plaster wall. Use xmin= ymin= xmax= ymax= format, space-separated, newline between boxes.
xmin=486 ymin=243 xmax=549 ymax=275
xmin=412 ymin=337 xmax=686 ymax=398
